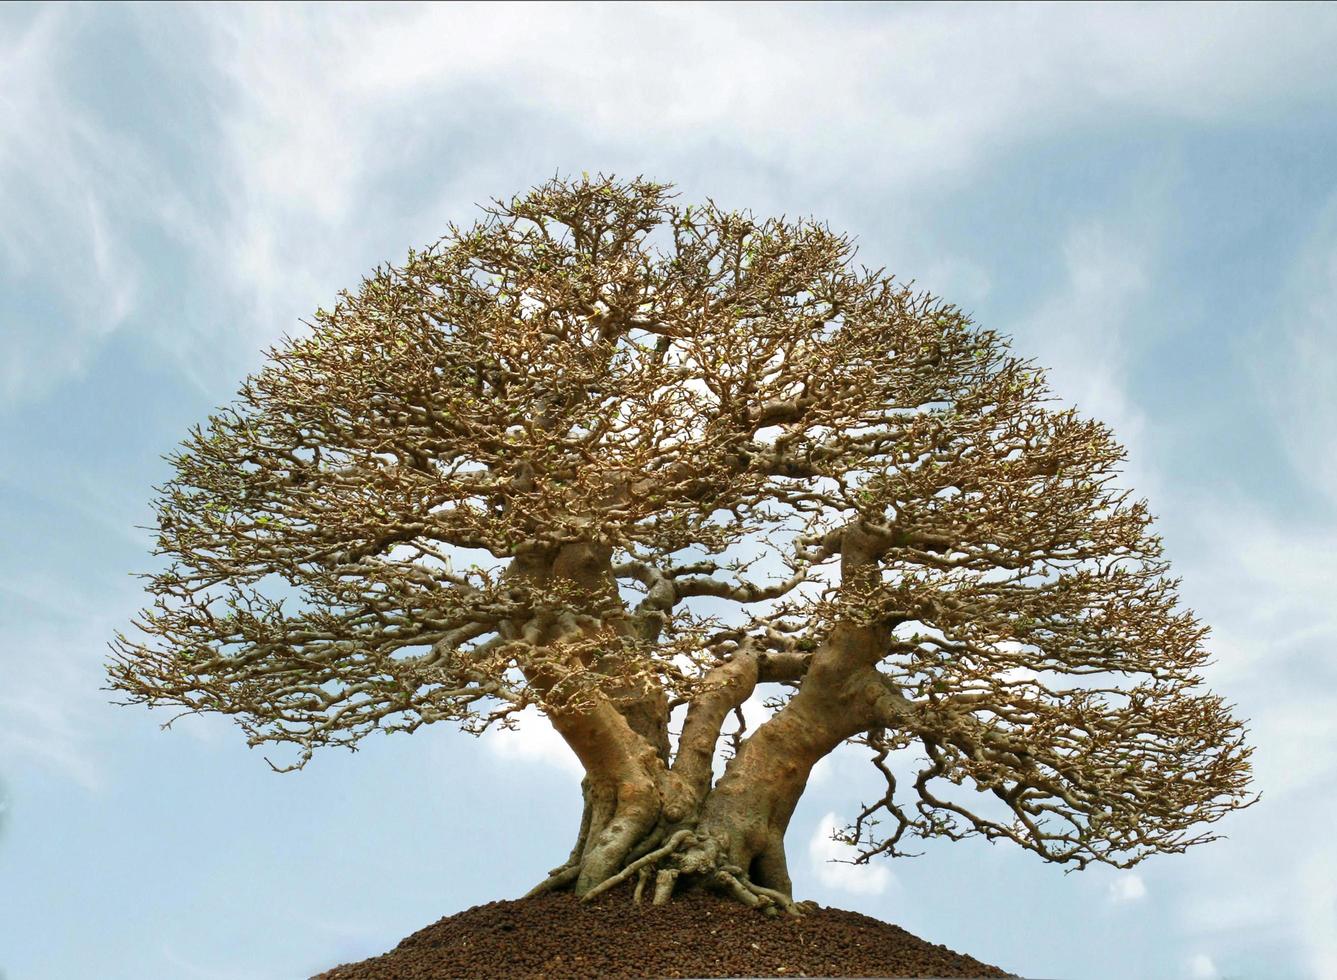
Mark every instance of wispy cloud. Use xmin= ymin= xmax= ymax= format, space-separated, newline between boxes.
xmin=1013 ymin=212 xmax=1162 ymax=500
xmin=1174 ymin=497 xmax=1337 ymax=800
xmin=1148 ymin=492 xmax=1337 ymax=979
xmin=95 ymin=2 xmax=1337 ymax=405
xmin=1108 ymin=873 xmax=1148 ymax=903
xmin=807 ymin=811 xmax=894 ymax=897
xmin=3 ymin=7 xmax=1336 ymax=980
xmin=197 ymin=3 xmax=1336 ymax=190
xmin=1295 ymin=841 xmax=1337 ymax=980
xmin=0 ymin=772 xmax=11 ymax=847
xmin=0 ymin=573 xmax=147 ymax=793
xmin=1187 ymin=952 xmax=1219 ymax=979
xmin=0 ymin=615 xmax=112 ymax=793
xmin=1252 ymin=191 xmax=1337 ymax=509
xmin=0 ymin=6 xmax=183 ymax=406
xmin=482 ymin=705 xmax=582 ymax=777
xmin=8 ymin=4 xmax=1333 ymax=412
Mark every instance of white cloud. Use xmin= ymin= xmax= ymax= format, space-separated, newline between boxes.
xmin=0 ymin=6 xmax=195 ymax=405
xmin=808 ymin=738 xmax=882 ymax=790
xmin=1295 ymin=841 xmax=1337 ymax=980
xmin=951 ymin=183 xmax=1337 ymax=980
xmin=358 ymin=4 xmax=1331 ymax=177
xmin=0 ymin=603 xmax=117 ymax=792
xmin=807 ymin=811 xmax=893 ymax=896
xmin=4 ymin=10 xmax=1337 ymax=978
xmin=1172 ymin=815 xmax=1337 ymax=980
xmin=808 ymin=751 xmax=835 ymax=788
xmin=1146 ymin=190 xmax=1337 ymax=980
xmin=1015 ymin=216 xmax=1160 ymax=500
xmin=0 ymin=571 xmax=194 ymax=793
xmin=192 ymin=4 xmax=1337 ymax=208
xmin=739 ymin=692 xmax=773 ymax=730
xmin=161 ymin=3 xmax=1337 ymax=407
xmin=1173 ymin=497 xmax=1337 ymax=800
xmin=8 ymin=4 xmax=1336 ymax=409
xmin=712 ymin=693 xmax=773 ymax=780
xmin=1186 ymin=952 xmax=1219 ymax=979
xmin=0 ymin=773 xmax=11 ymax=844
xmin=1253 ymin=192 xmax=1337 ymax=510
xmin=1157 ymin=497 xmax=1337 ymax=976
xmin=482 ymin=705 xmax=582 ymax=777
xmin=1107 ymin=873 xmax=1147 ymax=903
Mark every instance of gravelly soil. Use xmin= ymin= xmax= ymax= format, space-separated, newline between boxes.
xmin=311 ymin=881 xmax=1018 ymax=979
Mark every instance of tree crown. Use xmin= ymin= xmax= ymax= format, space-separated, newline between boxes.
xmin=108 ymin=173 xmax=1257 ymax=873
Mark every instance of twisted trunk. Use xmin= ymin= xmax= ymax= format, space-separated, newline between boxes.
xmin=517 ymin=534 xmax=910 ymax=913
xmin=526 ymin=629 xmax=911 ymax=914
xmin=526 ymin=747 xmax=809 ymax=913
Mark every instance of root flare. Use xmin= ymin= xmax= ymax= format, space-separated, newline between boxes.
xmin=552 ymin=828 xmax=813 ymax=916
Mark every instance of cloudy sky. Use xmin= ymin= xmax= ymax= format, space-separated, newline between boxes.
xmin=2 ymin=3 xmax=1336 ymax=978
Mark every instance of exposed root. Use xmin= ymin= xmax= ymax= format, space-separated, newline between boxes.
xmin=741 ymin=878 xmax=809 ymax=917
xmin=546 ymin=827 xmax=818 ymax=917
xmin=522 ymin=862 xmax=581 ymax=899
xmin=713 ymin=868 xmax=764 ymax=908
xmin=652 ymin=867 xmax=679 ymax=905
xmin=625 ymin=825 xmax=669 ymax=864
xmin=581 ymin=829 xmax=694 ymax=903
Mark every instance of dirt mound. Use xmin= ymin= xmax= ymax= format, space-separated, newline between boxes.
xmin=311 ymin=882 xmax=1017 ymax=979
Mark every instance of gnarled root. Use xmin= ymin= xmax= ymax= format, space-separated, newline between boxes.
xmin=711 ymin=865 xmax=814 ymax=917
xmin=580 ymin=829 xmax=694 ymax=902
xmin=632 ymin=865 xmax=652 ymax=904
xmin=522 ymin=862 xmax=582 ymax=899
xmin=559 ymin=828 xmax=817 ymax=917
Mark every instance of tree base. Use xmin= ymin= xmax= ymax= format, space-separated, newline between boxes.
xmin=525 ymin=827 xmax=817 ymax=917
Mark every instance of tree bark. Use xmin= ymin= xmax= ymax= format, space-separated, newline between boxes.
xmin=517 ymin=530 xmax=914 ymax=913
xmin=524 ymin=628 xmax=911 ymax=914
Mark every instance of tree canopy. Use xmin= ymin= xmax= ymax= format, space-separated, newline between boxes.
xmin=108 ymin=174 xmax=1257 ymax=911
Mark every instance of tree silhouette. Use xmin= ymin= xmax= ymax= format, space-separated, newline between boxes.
xmin=107 ymin=174 xmax=1257 ymax=913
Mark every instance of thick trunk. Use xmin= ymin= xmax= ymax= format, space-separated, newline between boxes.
xmin=517 ymin=534 xmax=910 ymax=914
xmin=525 ymin=657 xmax=903 ymax=915
xmin=526 ymin=766 xmax=811 ymax=915
xmin=693 ymin=697 xmax=847 ymax=895
xmin=689 ymin=652 xmax=886 ymax=897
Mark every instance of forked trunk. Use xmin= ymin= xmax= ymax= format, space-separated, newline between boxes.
xmin=526 ymin=762 xmax=817 ymax=916
xmin=518 ymin=540 xmax=898 ymax=914
xmin=527 ymin=662 xmax=880 ymax=915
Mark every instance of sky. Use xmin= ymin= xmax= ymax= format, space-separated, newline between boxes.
xmin=1 ymin=2 xmax=1336 ymax=978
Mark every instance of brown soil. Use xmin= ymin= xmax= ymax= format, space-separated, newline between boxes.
xmin=311 ymin=882 xmax=1018 ymax=979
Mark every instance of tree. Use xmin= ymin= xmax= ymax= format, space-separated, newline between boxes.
xmin=107 ymin=173 xmax=1258 ymax=915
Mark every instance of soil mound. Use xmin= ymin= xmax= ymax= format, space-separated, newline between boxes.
xmin=311 ymin=882 xmax=1017 ymax=979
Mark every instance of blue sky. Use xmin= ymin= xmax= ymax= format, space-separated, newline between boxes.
xmin=2 ymin=3 xmax=1336 ymax=978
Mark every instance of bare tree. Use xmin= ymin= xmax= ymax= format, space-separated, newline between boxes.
xmin=107 ymin=174 xmax=1258 ymax=914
